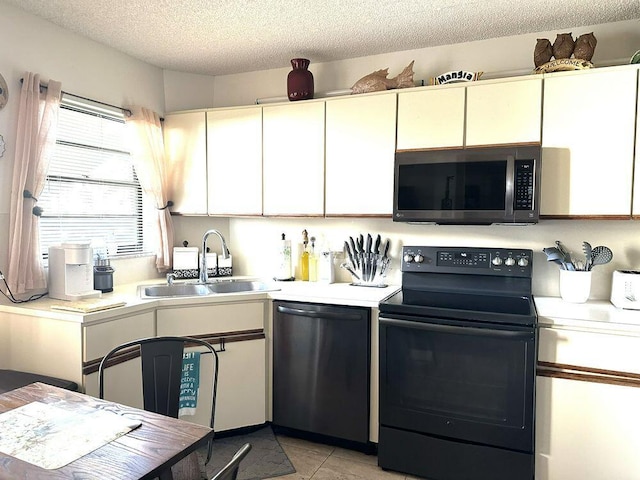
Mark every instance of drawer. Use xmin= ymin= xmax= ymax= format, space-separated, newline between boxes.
xmin=157 ymin=301 xmax=265 ymax=336
xmin=538 ymin=326 xmax=640 ymax=374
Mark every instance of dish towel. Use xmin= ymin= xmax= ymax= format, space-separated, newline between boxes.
xmin=179 ymin=351 xmax=200 ymax=416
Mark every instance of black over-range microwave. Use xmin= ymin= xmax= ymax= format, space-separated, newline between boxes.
xmin=393 ymin=144 xmax=542 ymax=225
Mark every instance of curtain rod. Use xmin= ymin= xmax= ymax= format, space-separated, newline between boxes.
xmin=20 ymin=77 xmax=132 ymax=117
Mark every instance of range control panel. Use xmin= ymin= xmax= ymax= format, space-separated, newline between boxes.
xmin=401 ymin=246 xmax=533 ymax=277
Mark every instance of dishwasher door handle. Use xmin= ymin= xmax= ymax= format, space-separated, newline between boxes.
xmin=276 ymin=305 xmax=362 ymax=321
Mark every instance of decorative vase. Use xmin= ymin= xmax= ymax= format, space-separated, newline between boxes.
xmin=287 ymin=58 xmax=314 ymax=101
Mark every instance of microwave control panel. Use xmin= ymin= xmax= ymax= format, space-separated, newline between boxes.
xmin=514 ymin=159 xmax=535 ymax=210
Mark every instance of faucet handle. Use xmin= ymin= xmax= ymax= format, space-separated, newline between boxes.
xmin=166 ymin=273 xmax=176 ymax=285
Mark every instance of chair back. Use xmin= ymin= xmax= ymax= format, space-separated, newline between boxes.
xmin=98 ymin=336 xmax=219 ymax=462
xmin=211 ymin=443 xmax=252 ymax=480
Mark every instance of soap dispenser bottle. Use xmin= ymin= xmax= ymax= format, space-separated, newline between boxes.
xmin=300 ymin=229 xmax=309 ymax=281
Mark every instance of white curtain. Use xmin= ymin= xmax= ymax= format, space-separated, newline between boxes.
xmin=126 ymin=106 xmax=174 ymax=272
xmin=7 ymin=73 xmax=61 ymax=294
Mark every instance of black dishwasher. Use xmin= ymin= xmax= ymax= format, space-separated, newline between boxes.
xmin=273 ymin=301 xmax=370 ymax=445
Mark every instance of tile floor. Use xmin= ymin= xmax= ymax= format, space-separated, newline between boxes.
xmin=275 ymin=434 xmax=425 ymax=480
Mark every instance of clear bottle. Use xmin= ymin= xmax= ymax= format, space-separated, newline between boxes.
xmin=308 ymin=236 xmax=318 ymax=282
xmin=300 ymin=229 xmax=309 ymax=281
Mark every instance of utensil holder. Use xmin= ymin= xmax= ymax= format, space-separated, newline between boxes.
xmin=559 ymin=269 xmax=592 ymax=303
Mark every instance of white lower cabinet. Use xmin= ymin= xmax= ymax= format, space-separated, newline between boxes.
xmin=83 ymin=311 xmax=155 ymax=409
xmin=536 ymin=326 xmax=640 ymax=480
xmin=536 ymin=376 xmax=640 ymax=480
xmin=156 ymin=301 xmax=267 ymax=432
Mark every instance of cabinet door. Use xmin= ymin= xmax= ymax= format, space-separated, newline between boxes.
xmin=157 ymin=302 xmax=266 ymax=431
xmin=541 ymin=69 xmax=637 ymax=216
xmin=396 ymin=86 xmax=465 ymax=150
xmin=537 ymin=326 xmax=640 ymax=479
xmin=207 ymin=107 xmax=263 ymax=215
xmin=536 ymin=376 xmax=640 ymax=480
xmin=466 ymin=77 xmax=542 ymax=146
xmin=325 ymin=94 xmax=397 ymax=215
xmin=215 ymin=338 xmax=266 ymax=431
xmin=83 ymin=311 xmax=155 ymax=408
xmin=263 ymin=102 xmax=325 ymax=216
xmin=163 ymin=112 xmax=208 ymax=214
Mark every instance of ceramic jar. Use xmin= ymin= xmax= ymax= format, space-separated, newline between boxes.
xmin=559 ymin=269 xmax=592 ymax=303
xmin=287 ymin=58 xmax=314 ymax=101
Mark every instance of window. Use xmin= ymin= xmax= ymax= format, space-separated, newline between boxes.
xmin=39 ymin=94 xmax=153 ymax=259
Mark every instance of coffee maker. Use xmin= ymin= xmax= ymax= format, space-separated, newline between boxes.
xmin=48 ymin=243 xmax=102 ymax=301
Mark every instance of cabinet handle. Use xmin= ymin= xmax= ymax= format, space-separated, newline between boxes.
xmin=276 ymin=305 xmax=363 ymax=321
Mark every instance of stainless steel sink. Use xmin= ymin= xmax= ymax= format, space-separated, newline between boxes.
xmin=142 ymin=283 xmax=213 ymax=298
xmin=206 ymin=280 xmax=275 ymax=294
xmin=140 ymin=280 xmax=278 ymax=298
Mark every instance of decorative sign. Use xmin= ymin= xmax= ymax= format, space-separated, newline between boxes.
xmin=429 ymin=70 xmax=483 ymax=86
xmin=533 ymin=58 xmax=594 ymax=74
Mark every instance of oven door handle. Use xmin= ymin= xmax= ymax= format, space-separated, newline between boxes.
xmin=379 ymin=316 xmax=534 ymax=339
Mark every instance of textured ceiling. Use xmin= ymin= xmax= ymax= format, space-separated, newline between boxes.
xmin=6 ymin=0 xmax=640 ymax=76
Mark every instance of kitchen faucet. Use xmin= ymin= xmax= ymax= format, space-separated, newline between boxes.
xmin=199 ymin=229 xmax=231 ymax=284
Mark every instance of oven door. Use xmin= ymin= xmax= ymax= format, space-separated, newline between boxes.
xmin=379 ymin=314 xmax=536 ymax=452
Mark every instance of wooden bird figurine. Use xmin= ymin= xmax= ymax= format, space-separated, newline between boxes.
xmin=552 ymin=33 xmax=575 ymax=59
xmin=573 ymin=32 xmax=597 ymax=61
xmin=534 ymin=38 xmax=553 ymax=66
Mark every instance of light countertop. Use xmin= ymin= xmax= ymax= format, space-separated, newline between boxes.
xmin=0 ymin=277 xmax=400 ymax=324
xmin=10 ymin=280 xmax=640 ymax=335
xmin=534 ymin=296 xmax=640 ymax=335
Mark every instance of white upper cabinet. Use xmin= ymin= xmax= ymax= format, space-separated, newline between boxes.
xmin=465 ymin=77 xmax=542 ymax=146
xmin=325 ymin=93 xmax=397 ymax=216
xmin=396 ymin=77 xmax=541 ymax=150
xmin=396 ymin=86 xmax=465 ymax=150
xmin=163 ymin=111 xmax=208 ymax=215
xmin=541 ymin=67 xmax=637 ymax=217
xmin=262 ymin=101 xmax=325 ymax=216
xmin=207 ymin=107 xmax=263 ymax=216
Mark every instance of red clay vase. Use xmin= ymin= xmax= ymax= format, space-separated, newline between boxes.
xmin=287 ymin=58 xmax=314 ymax=101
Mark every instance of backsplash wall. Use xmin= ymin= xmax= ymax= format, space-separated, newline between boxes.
xmin=227 ymin=217 xmax=640 ymax=300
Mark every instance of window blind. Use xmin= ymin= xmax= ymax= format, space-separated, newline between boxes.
xmin=39 ymin=94 xmax=150 ymax=258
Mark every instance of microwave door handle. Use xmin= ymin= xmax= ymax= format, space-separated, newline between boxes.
xmin=379 ymin=317 xmax=533 ymax=340
xmin=506 ymin=156 xmax=515 ymax=215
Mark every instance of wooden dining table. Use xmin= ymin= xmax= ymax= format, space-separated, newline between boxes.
xmin=0 ymin=382 xmax=214 ymax=479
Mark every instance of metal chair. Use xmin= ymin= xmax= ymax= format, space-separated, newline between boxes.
xmin=210 ymin=443 xmax=252 ymax=480
xmin=98 ymin=336 xmax=219 ymax=466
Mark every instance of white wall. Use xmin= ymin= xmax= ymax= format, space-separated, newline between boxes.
xmin=209 ymin=19 xmax=640 ymax=108
xmin=0 ymin=2 xmax=167 ymax=286
xmin=163 ymin=18 xmax=640 ymax=301
xmin=229 ymin=218 xmax=640 ymax=300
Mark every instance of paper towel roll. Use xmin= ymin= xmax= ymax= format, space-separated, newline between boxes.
xmin=275 ymin=236 xmax=292 ymax=280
